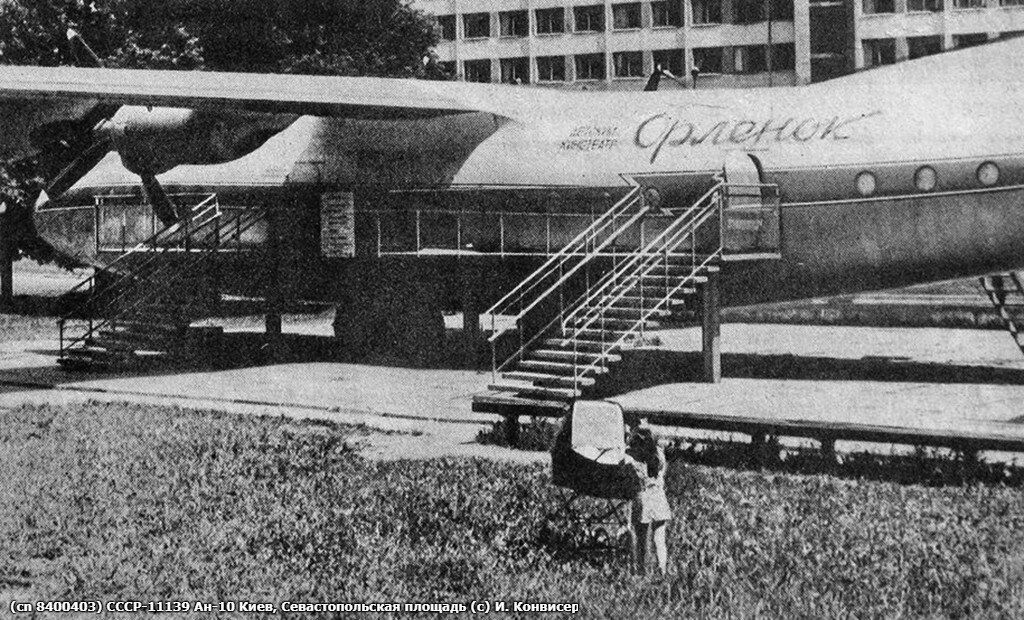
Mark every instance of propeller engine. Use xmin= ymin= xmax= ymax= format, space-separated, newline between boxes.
xmin=33 ymin=30 xmax=296 ymax=226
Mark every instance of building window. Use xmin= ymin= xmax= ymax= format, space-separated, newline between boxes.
xmin=463 ymin=13 xmax=491 ymax=39
xmin=863 ymin=0 xmax=896 ymax=12
xmin=652 ymin=1 xmax=683 ymax=26
xmin=692 ymin=0 xmax=723 ymax=24
xmin=574 ymin=5 xmax=606 ymax=32
xmin=863 ymin=38 xmax=896 ymax=66
xmin=954 ymin=32 xmax=988 ymax=46
xmin=537 ymin=55 xmax=566 ymax=81
xmin=908 ymin=35 xmax=943 ymax=58
xmin=575 ymin=53 xmax=606 ymax=79
xmin=771 ymin=0 xmax=796 ymax=20
xmin=536 ymin=7 xmax=565 ymax=34
xmin=438 ymin=61 xmax=457 ymax=77
xmin=464 ymin=59 xmax=491 ymax=82
xmin=907 ymin=0 xmax=943 ymax=10
xmin=613 ymin=51 xmax=644 ymax=77
xmin=953 ymin=0 xmax=986 ymax=7
xmin=772 ymin=43 xmax=795 ymax=69
xmin=692 ymin=47 xmax=724 ymax=73
xmin=500 ymin=57 xmax=530 ymax=83
xmin=735 ymin=45 xmax=768 ymax=73
xmin=653 ymin=48 xmax=685 ymax=75
xmin=612 ymin=3 xmax=642 ymax=29
xmin=734 ymin=0 xmax=765 ymax=23
xmin=1000 ymin=0 xmax=1024 ymax=7
xmin=437 ymin=15 xmax=456 ymax=41
xmin=499 ymin=11 xmax=528 ymax=37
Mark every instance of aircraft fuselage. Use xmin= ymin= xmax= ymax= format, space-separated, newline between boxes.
xmin=36 ymin=72 xmax=1024 ymax=307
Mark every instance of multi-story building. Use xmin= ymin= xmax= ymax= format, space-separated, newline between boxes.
xmin=412 ymin=0 xmax=1024 ymax=89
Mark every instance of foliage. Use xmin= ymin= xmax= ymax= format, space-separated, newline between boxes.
xmin=4 ymin=401 xmax=1024 ymax=618
xmin=0 ymin=0 xmax=446 ymax=263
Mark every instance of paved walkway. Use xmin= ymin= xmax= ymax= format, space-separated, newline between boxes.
xmin=3 ymin=322 xmax=1024 ymax=453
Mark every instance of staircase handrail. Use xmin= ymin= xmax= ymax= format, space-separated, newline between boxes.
xmin=58 ymin=194 xmax=219 ymax=313
xmin=571 ymin=252 xmax=720 ymax=382
xmin=59 ymin=206 xmax=264 ymax=357
xmin=566 ymin=193 xmax=722 ymax=339
xmin=490 ymin=182 xmax=722 ymax=376
xmin=484 ymin=184 xmax=644 ymax=339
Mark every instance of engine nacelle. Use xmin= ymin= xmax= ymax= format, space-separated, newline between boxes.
xmin=104 ymin=106 xmax=298 ymax=176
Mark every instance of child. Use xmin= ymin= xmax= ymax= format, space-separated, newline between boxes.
xmin=625 ymin=425 xmax=671 ymax=576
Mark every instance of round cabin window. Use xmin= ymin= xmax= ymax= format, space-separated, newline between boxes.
xmin=855 ymin=171 xmax=877 ymax=197
xmin=914 ymin=166 xmax=937 ymax=192
xmin=977 ymin=162 xmax=1000 ymax=187
xmin=643 ymin=187 xmax=662 ymax=210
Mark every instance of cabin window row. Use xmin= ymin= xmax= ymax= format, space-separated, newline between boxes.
xmin=449 ymin=45 xmax=795 ymax=84
xmin=854 ymin=162 xmax=1002 ymax=197
xmin=435 ymin=0 xmax=795 ymax=41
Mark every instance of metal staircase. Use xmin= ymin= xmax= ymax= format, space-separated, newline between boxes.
xmin=58 ymin=195 xmax=265 ymax=369
xmin=980 ymin=272 xmax=1024 ymax=355
xmin=473 ymin=181 xmax=728 ymax=416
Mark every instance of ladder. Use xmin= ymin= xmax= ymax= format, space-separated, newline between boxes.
xmin=474 ymin=181 xmax=727 ymax=416
xmin=980 ymin=272 xmax=1024 ymax=354
xmin=57 ymin=195 xmax=265 ymax=369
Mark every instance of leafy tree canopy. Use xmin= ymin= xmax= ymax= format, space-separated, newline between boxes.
xmin=0 ymin=0 xmax=447 ymax=263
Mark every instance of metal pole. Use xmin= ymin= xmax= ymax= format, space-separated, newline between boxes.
xmin=766 ymin=0 xmax=774 ymax=87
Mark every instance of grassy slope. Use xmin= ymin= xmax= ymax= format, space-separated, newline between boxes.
xmin=3 ymin=402 xmax=1024 ymax=618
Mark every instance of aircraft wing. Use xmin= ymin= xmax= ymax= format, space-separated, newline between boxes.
xmin=0 ymin=64 xmax=512 ymax=119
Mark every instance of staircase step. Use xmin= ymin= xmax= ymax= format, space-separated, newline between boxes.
xmin=601 ymin=306 xmax=672 ymax=318
xmin=501 ymin=372 xmax=597 ymax=387
xmin=564 ymin=316 xmax=661 ymax=330
xmin=471 ymin=393 xmax=570 ymax=416
xmin=612 ymin=285 xmax=697 ymax=299
xmin=518 ymin=360 xmax=610 ymax=374
xmin=107 ymin=320 xmax=185 ymax=333
xmin=566 ymin=327 xmax=636 ymax=340
xmin=99 ymin=328 xmax=177 ymax=342
xmin=532 ymin=349 xmax=622 ymax=363
xmin=633 ymin=273 xmax=708 ymax=283
xmin=63 ymin=346 xmax=137 ymax=361
xmin=542 ymin=338 xmax=606 ymax=352
xmin=488 ymin=382 xmax=581 ymax=401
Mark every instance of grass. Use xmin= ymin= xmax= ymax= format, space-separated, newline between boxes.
xmin=3 ymin=401 xmax=1024 ymax=618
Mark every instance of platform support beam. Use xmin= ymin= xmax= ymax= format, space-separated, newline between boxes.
xmin=820 ymin=437 xmax=837 ymax=465
xmin=264 ymin=204 xmax=283 ymax=345
xmin=701 ymin=270 xmax=721 ymax=383
xmin=0 ymin=210 xmax=12 ymax=311
xmin=504 ymin=414 xmax=520 ymax=447
xmin=462 ymin=267 xmax=482 ymax=370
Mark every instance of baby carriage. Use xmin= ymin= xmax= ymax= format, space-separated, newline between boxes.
xmin=547 ymin=400 xmax=641 ymax=549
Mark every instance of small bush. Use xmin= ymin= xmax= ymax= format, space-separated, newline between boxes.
xmin=477 ymin=416 xmax=562 ymax=451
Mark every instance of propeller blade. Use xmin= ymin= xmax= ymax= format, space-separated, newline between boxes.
xmin=140 ymin=174 xmax=179 ymax=227
xmin=44 ymin=138 xmax=111 ymax=199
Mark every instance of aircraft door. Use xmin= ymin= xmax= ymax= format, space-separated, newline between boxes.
xmin=722 ymin=153 xmax=780 ymax=255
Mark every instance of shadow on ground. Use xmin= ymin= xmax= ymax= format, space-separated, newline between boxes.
xmin=592 ymin=348 xmax=1024 ymax=397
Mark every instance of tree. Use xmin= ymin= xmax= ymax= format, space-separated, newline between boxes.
xmin=0 ymin=0 xmax=446 ymax=267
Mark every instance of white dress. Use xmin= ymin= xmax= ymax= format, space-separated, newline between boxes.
xmin=628 ymin=446 xmax=672 ymax=524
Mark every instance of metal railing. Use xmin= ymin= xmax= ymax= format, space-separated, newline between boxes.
xmin=57 ymin=197 xmax=265 ymax=361
xmin=487 ymin=180 xmax=731 ymax=388
xmin=483 ymin=184 xmax=647 ymax=344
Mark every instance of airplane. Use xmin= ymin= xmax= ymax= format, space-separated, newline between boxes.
xmin=0 ymin=35 xmax=1023 ymax=406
